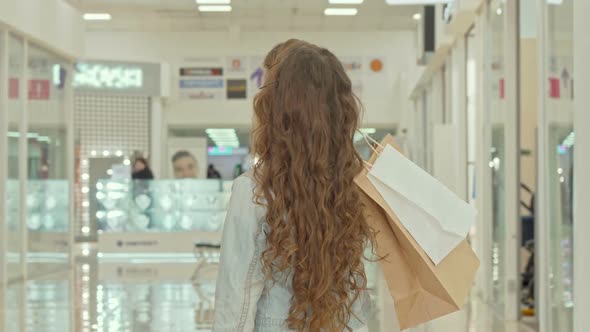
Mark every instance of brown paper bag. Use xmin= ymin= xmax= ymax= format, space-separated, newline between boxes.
xmin=356 ymin=134 xmax=479 ymax=330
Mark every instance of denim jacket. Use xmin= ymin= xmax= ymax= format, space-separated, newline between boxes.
xmin=213 ymin=175 xmax=371 ymax=332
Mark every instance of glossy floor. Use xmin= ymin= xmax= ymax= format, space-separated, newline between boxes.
xmin=1 ymin=257 xmax=537 ymax=332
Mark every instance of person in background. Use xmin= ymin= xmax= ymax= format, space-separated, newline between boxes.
xmin=207 ymin=164 xmax=222 ymax=179
xmin=172 ymin=150 xmax=198 ymax=179
xmin=213 ymin=39 xmax=372 ymax=332
xmin=132 ymin=157 xmax=154 ymax=180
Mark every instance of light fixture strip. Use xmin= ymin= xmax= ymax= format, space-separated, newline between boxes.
xmin=324 ymin=8 xmax=358 ymax=16
xmin=83 ymin=13 xmax=112 ymax=21
xmin=198 ymin=5 xmax=232 ymax=12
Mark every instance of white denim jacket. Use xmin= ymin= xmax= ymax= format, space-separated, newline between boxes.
xmin=213 ymin=175 xmax=371 ymax=332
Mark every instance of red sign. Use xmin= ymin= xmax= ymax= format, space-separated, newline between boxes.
xmin=9 ymin=78 xmax=19 ymax=99
xmin=28 ymin=80 xmax=50 ymax=100
xmin=499 ymin=78 xmax=505 ymax=99
xmin=549 ymin=77 xmax=560 ymax=99
xmin=179 ymin=67 xmax=223 ymax=77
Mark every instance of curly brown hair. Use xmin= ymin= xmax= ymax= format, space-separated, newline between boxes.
xmin=251 ymin=39 xmax=374 ymax=331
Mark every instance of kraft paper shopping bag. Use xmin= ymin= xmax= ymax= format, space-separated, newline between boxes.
xmin=367 ymin=145 xmax=477 ymax=265
xmin=355 ymin=134 xmax=479 ymax=330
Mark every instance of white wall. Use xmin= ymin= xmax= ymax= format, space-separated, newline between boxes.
xmin=84 ymin=30 xmax=420 ymax=128
xmin=573 ymin=2 xmax=590 ymax=331
xmin=0 ymin=0 xmax=84 ymax=58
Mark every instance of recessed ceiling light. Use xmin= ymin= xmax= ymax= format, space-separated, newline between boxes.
xmin=412 ymin=13 xmax=422 ymax=20
xmin=329 ymin=0 xmax=364 ymax=4
xmin=196 ymin=0 xmax=231 ymax=3
xmin=83 ymin=13 xmax=112 ymax=21
xmin=496 ymin=7 xmax=503 ymax=15
xmin=324 ymin=8 xmax=358 ymax=16
xmin=198 ymin=5 xmax=232 ymax=12
xmin=386 ymin=0 xmax=451 ymax=4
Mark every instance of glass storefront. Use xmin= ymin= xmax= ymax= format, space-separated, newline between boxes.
xmin=1 ymin=30 xmax=74 ymax=332
xmin=487 ymin=0 xmax=507 ymax=314
xmin=544 ymin=0 xmax=574 ymax=330
xmin=27 ymin=43 xmax=70 ymax=272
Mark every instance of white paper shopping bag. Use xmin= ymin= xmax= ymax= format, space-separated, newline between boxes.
xmin=367 ymin=145 xmax=477 ymax=265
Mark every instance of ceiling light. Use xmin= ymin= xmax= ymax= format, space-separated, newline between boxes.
xmin=83 ymin=13 xmax=112 ymax=21
xmin=206 ymin=128 xmax=236 ymax=134
xmin=412 ymin=13 xmax=422 ymax=20
xmin=329 ymin=0 xmax=364 ymax=4
xmin=324 ymin=8 xmax=358 ymax=16
xmin=496 ymin=7 xmax=503 ymax=15
xmin=196 ymin=0 xmax=231 ymax=3
xmin=385 ymin=0 xmax=450 ymax=4
xmin=198 ymin=5 xmax=232 ymax=12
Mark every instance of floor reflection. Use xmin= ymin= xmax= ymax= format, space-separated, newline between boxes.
xmin=3 ymin=255 xmax=538 ymax=332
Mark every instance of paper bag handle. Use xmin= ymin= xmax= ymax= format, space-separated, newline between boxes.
xmin=357 ymin=130 xmax=384 ymax=171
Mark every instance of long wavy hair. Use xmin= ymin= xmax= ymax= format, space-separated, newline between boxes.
xmin=251 ymin=39 xmax=374 ymax=331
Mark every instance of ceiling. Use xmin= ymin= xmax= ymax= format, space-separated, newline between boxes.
xmin=66 ymin=0 xmax=422 ymax=32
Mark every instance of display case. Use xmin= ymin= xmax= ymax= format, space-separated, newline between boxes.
xmin=6 ymin=180 xmax=69 ymax=254
xmin=96 ymin=179 xmax=233 ymax=254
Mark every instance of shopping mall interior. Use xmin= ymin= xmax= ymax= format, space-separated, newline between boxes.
xmin=0 ymin=0 xmax=589 ymax=331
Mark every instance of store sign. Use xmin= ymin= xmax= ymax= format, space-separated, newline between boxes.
xmin=28 ymin=80 xmax=50 ymax=100
xmin=226 ymin=79 xmax=247 ymax=99
xmin=74 ymin=63 xmax=143 ymax=89
xmin=180 ymin=67 xmax=223 ymax=77
xmin=179 ymin=79 xmax=223 ymax=89
xmin=73 ymin=60 xmax=161 ymax=96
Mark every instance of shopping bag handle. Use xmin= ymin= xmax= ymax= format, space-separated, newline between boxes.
xmin=357 ymin=129 xmax=385 ymax=171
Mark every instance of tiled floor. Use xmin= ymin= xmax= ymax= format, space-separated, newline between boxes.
xmin=1 ymin=257 xmax=538 ymax=332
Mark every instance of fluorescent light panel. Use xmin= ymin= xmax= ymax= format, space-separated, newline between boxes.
xmin=198 ymin=5 xmax=232 ymax=12
xmin=324 ymin=8 xmax=358 ymax=16
xmin=196 ymin=0 xmax=230 ymax=3
xmin=329 ymin=0 xmax=364 ymax=4
xmin=206 ymin=128 xmax=239 ymax=147
xmin=83 ymin=13 xmax=112 ymax=21
xmin=385 ymin=0 xmax=450 ymax=4
xmin=206 ymin=128 xmax=236 ymax=134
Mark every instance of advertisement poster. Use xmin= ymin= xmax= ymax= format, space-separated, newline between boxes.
xmin=178 ymin=79 xmax=224 ymax=100
xmin=179 ymin=67 xmax=223 ymax=77
xmin=226 ymin=56 xmax=247 ymax=74
xmin=226 ymin=79 xmax=247 ymax=99
xmin=178 ymin=66 xmax=224 ymax=100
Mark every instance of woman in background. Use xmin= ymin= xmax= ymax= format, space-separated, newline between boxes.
xmin=214 ymin=39 xmax=373 ymax=332
xmin=132 ymin=157 xmax=154 ymax=180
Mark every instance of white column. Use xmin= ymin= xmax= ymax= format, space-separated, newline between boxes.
xmin=150 ymin=96 xmax=163 ymax=177
xmin=573 ymin=1 xmax=590 ymax=331
xmin=65 ymin=61 xmax=76 ymax=332
xmin=535 ymin=1 xmax=551 ymax=330
xmin=503 ymin=0 xmax=521 ymax=321
xmin=18 ymin=39 xmax=29 ymax=332
xmin=0 ymin=30 xmax=9 ymax=325
xmin=451 ymin=38 xmax=468 ymax=200
xmin=475 ymin=8 xmax=493 ymax=302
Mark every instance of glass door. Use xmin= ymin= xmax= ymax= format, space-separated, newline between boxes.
xmin=543 ymin=1 xmax=574 ymax=330
xmin=487 ymin=0 xmax=507 ymax=315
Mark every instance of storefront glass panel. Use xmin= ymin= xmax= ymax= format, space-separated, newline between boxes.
xmin=544 ymin=0 xmax=574 ymax=330
xmin=487 ymin=0 xmax=507 ymax=314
